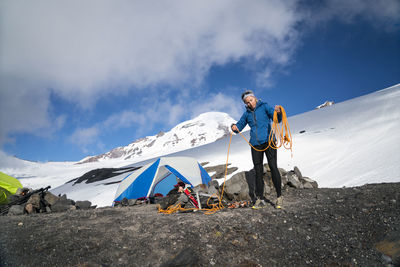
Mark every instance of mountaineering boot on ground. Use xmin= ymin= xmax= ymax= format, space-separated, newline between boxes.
xmin=252 ymin=198 xmax=266 ymax=210
xmin=275 ymin=196 xmax=283 ymax=209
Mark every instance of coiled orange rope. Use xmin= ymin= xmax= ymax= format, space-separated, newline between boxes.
xmin=237 ymin=105 xmax=292 ymax=154
xmin=158 ymin=105 xmax=292 ymax=215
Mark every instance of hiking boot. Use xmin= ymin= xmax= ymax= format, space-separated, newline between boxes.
xmin=252 ymin=198 xmax=266 ymax=210
xmin=275 ymin=196 xmax=283 ymax=209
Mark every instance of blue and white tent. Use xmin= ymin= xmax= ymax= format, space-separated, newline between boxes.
xmin=114 ymin=156 xmax=211 ymax=202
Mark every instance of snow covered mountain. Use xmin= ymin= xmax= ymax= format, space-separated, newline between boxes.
xmin=78 ymin=112 xmax=236 ymax=164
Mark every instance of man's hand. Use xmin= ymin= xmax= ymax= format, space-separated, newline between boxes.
xmin=231 ymin=124 xmax=239 ymax=133
xmin=274 ymin=105 xmax=282 ymax=114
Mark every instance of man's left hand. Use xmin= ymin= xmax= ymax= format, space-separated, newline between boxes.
xmin=275 ymin=105 xmax=282 ymax=114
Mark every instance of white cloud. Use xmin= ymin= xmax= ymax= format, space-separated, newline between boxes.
xmin=68 ymin=127 xmax=99 ymax=147
xmin=0 ymin=0 xmax=302 ymax=146
xmin=1 ymin=0 xmax=399 ymax=150
xmin=0 ymin=82 xmax=52 ymax=143
xmin=103 ymin=110 xmax=144 ymax=129
xmin=189 ymin=93 xmax=243 ymax=120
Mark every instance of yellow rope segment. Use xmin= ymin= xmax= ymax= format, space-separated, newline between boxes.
xmin=158 ymin=105 xmax=292 ymax=215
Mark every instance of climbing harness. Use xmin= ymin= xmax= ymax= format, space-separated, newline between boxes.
xmin=158 ymin=105 xmax=292 ymax=215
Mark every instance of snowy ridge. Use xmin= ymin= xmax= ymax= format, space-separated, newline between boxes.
xmin=78 ymin=112 xmax=235 ymax=164
xmin=316 ymin=101 xmax=334 ymax=109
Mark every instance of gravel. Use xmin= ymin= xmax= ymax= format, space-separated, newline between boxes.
xmin=1 ymin=182 xmax=399 ymax=266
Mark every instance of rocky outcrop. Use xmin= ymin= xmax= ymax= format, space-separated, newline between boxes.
xmin=67 ymin=166 xmax=140 ymax=185
xmin=223 ymin=166 xmax=318 ymax=201
xmin=316 ymin=100 xmax=334 ymax=109
xmin=1 ymin=190 xmax=95 ymax=216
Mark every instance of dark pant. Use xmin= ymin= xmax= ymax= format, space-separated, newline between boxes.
xmin=251 ymin=142 xmax=282 ymax=199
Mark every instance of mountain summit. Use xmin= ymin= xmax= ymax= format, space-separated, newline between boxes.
xmin=79 ymin=112 xmax=236 ymax=164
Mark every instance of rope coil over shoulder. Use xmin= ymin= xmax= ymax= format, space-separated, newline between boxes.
xmin=158 ymin=105 xmax=292 ymax=215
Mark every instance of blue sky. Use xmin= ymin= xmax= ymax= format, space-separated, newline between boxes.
xmin=1 ymin=0 xmax=399 ymax=162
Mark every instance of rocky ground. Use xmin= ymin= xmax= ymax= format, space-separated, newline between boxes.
xmin=1 ymin=182 xmax=399 ymax=267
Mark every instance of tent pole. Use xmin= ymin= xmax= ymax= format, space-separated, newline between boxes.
xmin=196 ymin=192 xmax=202 ymax=210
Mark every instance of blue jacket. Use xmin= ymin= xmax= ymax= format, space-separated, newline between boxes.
xmin=234 ymin=100 xmax=282 ymax=146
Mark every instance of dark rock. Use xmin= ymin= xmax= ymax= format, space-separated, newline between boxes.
xmin=303 ymin=182 xmax=314 ymax=189
xmin=281 ymin=175 xmax=288 ymax=188
xmin=75 ymin=200 xmax=92 ymax=209
xmin=69 ymin=166 xmax=140 ymax=185
xmin=279 ymin=168 xmax=288 ymax=176
xmin=160 ymin=247 xmax=198 ymax=267
xmin=7 ymin=205 xmax=24 ymax=216
xmin=121 ymin=198 xmax=129 ymax=206
xmin=127 ymin=199 xmax=137 ymax=206
xmin=26 ymin=194 xmax=41 ymax=209
xmin=204 ymin=163 xmax=237 ymax=179
xmin=224 ymin=169 xmax=271 ymax=201
xmin=157 ymin=195 xmax=179 ymax=210
xmin=286 ymin=171 xmax=302 ymax=188
xmin=294 ymin=166 xmax=303 ymax=180
xmin=25 ymin=203 xmax=35 ymax=214
xmin=59 ymin=194 xmax=75 ymax=205
xmin=224 ymin=171 xmax=252 ymax=201
xmin=301 ymin=177 xmax=318 ymax=188
xmin=51 ymin=201 xmax=74 ymax=212
xmin=44 ymin=191 xmax=59 ymax=206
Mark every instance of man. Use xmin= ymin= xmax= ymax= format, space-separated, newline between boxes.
xmin=158 ymin=181 xmax=196 ymax=210
xmin=231 ymin=90 xmax=283 ymax=209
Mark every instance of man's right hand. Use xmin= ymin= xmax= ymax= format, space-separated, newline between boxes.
xmin=231 ymin=124 xmax=239 ymax=133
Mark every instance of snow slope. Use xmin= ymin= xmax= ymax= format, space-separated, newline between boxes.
xmin=1 ymin=84 xmax=399 ymax=207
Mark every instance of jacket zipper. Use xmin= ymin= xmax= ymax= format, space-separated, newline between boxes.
xmin=252 ymin=109 xmax=261 ymax=145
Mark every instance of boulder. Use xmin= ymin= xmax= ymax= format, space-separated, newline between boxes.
xmin=204 ymin=163 xmax=238 ymax=179
xmin=301 ymin=177 xmax=318 ymax=188
xmin=51 ymin=201 xmax=74 ymax=212
xmin=8 ymin=205 xmax=25 ymax=216
xmin=224 ymin=170 xmax=254 ymax=201
xmin=25 ymin=203 xmax=35 ymax=214
xmin=44 ymin=192 xmax=59 ymax=206
xmin=302 ymin=182 xmax=314 ymax=189
xmin=121 ymin=198 xmax=129 ymax=206
xmin=294 ymin=166 xmax=303 ymax=180
xmin=127 ymin=199 xmax=137 ymax=206
xmin=223 ymin=169 xmax=272 ymax=201
xmin=75 ymin=200 xmax=92 ymax=209
xmin=286 ymin=171 xmax=302 ymax=189
xmin=281 ymin=175 xmax=288 ymax=188
xmin=26 ymin=194 xmax=41 ymax=209
xmin=51 ymin=196 xmax=76 ymax=212
xmin=59 ymin=194 xmax=75 ymax=205
xmin=278 ymin=168 xmax=288 ymax=176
